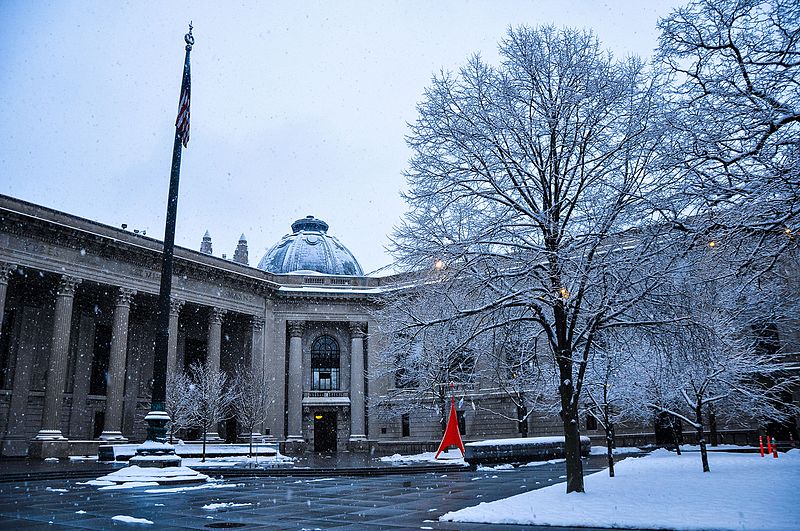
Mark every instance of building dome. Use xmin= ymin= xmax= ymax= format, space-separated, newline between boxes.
xmin=257 ymin=216 xmax=364 ymax=276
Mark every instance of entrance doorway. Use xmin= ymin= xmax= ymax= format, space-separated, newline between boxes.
xmin=313 ymin=412 xmax=337 ymax=453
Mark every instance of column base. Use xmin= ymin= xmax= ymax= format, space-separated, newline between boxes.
xmin=347 ymin=437 xmax=370 ymax=453
xmin=34 ymin=429 xmax=67 ymax=441
xmin=29 ymin=439 xmax=69 ymax=460
xmin=98 ymin=431 xmax=128 ymax=442
xmin=282 ymin=438 xmax=307 ymax=455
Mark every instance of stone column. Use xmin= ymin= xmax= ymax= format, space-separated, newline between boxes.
xmin=246 ymin=316 xmax=266 ymax=440
xmin=205 ymin=306 xmax=226 ymax=441
xmin=100 ymin=287 xmax=136 ymax=441
xmin=286 ymin=320 xmax=304 ymax=442
xmin=166 ymin=297 xmax=185 ymax=381
xmin=36 ymin=275 xmax=81 ymax=441
xmin=349 ymin=322 xmax=367 ymax=442
xmin=207 ymin=307 xmax=226 ymax=372
xmin=0 ymin=264 xmax=16 ymax=337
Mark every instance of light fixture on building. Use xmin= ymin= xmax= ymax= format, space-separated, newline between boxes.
xmin=708 ymin=240 xmax=717 ymax=248
xmin=314 ymin=414 xmax=323 ymax=420
xmin=434 ymin=259 xmax=445 ymax=271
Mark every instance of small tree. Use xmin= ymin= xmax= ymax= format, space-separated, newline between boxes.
xmin=231 ymin=363 xmax=271 ymax=458
xmin=583 ymin=334 xmax=639 ymax=477
xmin=165 ymin=370 xmax=196 ymax=444
xmin=188 ymin=362 xmax=233 ymax=462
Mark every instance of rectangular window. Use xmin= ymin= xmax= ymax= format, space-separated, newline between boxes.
xmin=457 ymin=410 xmax=466 ymax=436
xmin=586 ymin=412 xmax=598 ymax=431
xmin=89 ymin=324 xmax=112 ymax=395
xmin=401 ymin=413 xmax=410 ymax=437
xmin=312 ymin=368 xmax=339 ymax=390
xmin=517 ymin=405 xmax=528 ymax=436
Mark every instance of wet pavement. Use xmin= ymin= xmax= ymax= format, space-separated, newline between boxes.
xmin=0 ymin=454 xmax=649 ymax=530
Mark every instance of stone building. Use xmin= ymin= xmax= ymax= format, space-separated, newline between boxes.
xmin=0 ymin=194 xmax=795 ymax=459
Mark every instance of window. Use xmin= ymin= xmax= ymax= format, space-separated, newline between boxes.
xmin=517 ymin=405 xmax=528 ymax=436
xmin=401 ymin=413 xmax=410 ymax=437
xmin=311 ymin=335 xmax=340 ymax=390
xmin=89 ymin=324 xmax=112 ymax=395
xmin=457 ymin=410 xmax=466 ymax=435
xmin=586 ymin=412 xmax=598 ymax=431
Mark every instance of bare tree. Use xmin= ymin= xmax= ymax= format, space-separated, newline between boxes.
xmin=631 ymin=267 xmax=800 ymax=473
xmin=371 ymin=283 xmax=485 ymax=432
xmin=392 ymin=25 xmax=679 ymax=493
xmin=583 ymin=333 xmax=640 ymax=478
xmin=659 ymin=0 xmax=800 ymax=266
xmin=165 ymin=370 xmax=196 ymax=444
xmin=231 ymin=363 xmax=271 ymax=458
xmin=188 ymin=361 xmax=233 ymax=462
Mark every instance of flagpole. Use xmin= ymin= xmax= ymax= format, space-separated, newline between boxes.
xmin=133 ymin=23 xmax=193 ymax=466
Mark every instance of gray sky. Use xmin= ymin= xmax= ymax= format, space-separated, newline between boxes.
xmin=0 ymin=0 xmax=684 ymax=274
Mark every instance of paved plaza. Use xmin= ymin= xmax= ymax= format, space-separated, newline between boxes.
xmin=0 ymin=455 xmax=629 ymax=530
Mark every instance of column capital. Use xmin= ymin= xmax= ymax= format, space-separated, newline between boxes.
xmin=349 ymin=322 xmax=367 ymax=339
xmin=209 ymin=307 xmax=227 ymax=324
xmin=57 ymin=275 xmax=81 ymax=297
xmin=0 ymin=263 xmax=17 ymax=284
xmin=115 ymin=287 xmax=137 ymax=307
xmin=169 ymin=297 xmax=185 ymax=316
xmin=287 ymin=320 xmax=304 ymax=338
xmin=250 ymin=316 xmax=265 ymax=332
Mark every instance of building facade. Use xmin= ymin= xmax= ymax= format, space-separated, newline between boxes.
xmin=1 ymin=195 xmax=795 ymax=459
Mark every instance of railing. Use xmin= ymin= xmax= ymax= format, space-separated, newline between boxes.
xmin=304 ymin=390 xmax=349 ymax=399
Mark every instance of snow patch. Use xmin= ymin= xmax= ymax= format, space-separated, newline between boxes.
xmin=201 ymin=502 xmax=253 ymax=510
xmin=111 ymin=515 xmax=154 ymax=525
xmin=379 ymin=448 xmax=467 ymax=465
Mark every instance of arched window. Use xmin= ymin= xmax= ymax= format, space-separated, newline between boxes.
xmin=311 ymin=335 xmax=340 ymax=390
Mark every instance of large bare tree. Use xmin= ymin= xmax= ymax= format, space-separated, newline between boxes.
xmin=393 ymin=25 xmax=681 ymax=493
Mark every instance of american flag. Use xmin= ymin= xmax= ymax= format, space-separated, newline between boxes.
xmin=175 ymin=61 xmax=191 ymax=148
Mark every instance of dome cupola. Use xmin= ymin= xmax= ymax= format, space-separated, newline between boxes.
xmin=257 ymin=216 xmax=364 ymax=276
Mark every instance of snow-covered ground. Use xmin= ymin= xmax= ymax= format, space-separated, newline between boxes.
xmin=465 ymin=435 xmax=589 ymax=447
xmin=442 ymin=449 xmax=800 ymax=530
xmin=379 ymin=448 xmax=467 ymax=465
xmin=87 ymin=465 xmax=209 ymax=488
xmin=182 ymin=452 xmax=294 ymax=468
xmin=589 ymin=445 xmax=644 ymax=456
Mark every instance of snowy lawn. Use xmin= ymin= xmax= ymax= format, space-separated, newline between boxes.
xmin=182 ymin=453 xmax=293 ymax=468
xmin=589 ymin=446 xmax=644 ymax=456
xmin=442 ymin=449 xmax=800 ymax=530
xmin=379 ymin=448 xmax=467 ymax=465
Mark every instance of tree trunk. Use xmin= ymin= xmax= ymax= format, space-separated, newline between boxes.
xmin=605 ymin=401 xmax=615 ymax=478
xmin=249 ymin=426 xmax=253 ymax=458
xmin=696 ymin=402 xmax=710 ymax=472
xmin=202 ymin=424 xmax=207 ymax=463
xmin=671 ymin=418 xmax=682 ymax=455
xmin=562 ymin=409 xmax=585 ymax=492
xmin=709 ymin=411 xmax=718 ymax=447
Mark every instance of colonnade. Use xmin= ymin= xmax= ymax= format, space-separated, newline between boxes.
xmin=0 ymin=263 xmax=265 ymax=446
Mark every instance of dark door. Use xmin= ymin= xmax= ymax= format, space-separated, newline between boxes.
xmin=314 ymin=412 xmax=337 ymax=453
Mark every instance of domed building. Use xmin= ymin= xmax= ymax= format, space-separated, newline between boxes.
xmin=257 ymin=216 xmax=363 ymax=276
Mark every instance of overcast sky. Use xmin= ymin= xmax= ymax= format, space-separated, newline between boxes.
xmin=0 ymin=0 xmax=684 ymax=274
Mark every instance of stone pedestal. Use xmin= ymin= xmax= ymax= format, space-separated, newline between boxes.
xmin=347 ymin=438 xmax=370 ymax=453
xmin=282 ymin=438 xmax=307 ymax=456
xmin=29 ymin=440 xmax=70 ymax=460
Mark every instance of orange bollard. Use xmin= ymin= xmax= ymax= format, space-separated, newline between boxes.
xmin=767 ymin=436 xmax=772 ymax=455
xmin=759 ymin=436 xmax=765 ymax=457
xmin=772 ymin=438 xmax=778 ymax=458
